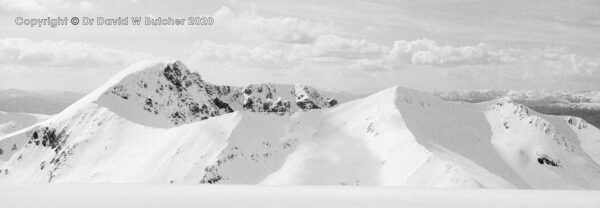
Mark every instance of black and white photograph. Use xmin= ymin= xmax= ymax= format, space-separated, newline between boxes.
xmin=1 ymin=0 xmax=600 ymax=207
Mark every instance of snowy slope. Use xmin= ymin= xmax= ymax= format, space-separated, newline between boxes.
xmin=1 ymin=59 xmax=600 ymax=189
xmin=563 ymin=116 xmax=600 ymax=164
xmin=0 ymin=111 xmax=48 ymax=160
xmin=485 ymin=99 xmax=600 ymax=189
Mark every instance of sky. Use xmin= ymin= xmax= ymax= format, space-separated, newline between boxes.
xmin=0 ymin=0 xmax=599 ymax=94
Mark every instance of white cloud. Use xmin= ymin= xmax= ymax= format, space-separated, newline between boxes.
xmin=380 ymin=39 xmax=600 ymax=76
xmin=188 ymin=6 xmax=600 ymax=79
xmin=187 ymin=36 xmax=600 ymax=80
xmin=187 ymin=34 xmax=388 ymax=71
xmin=187 ymin=6 xmax=388 ymax=71
xmin=212 ymin=6 xmax=333 ymax=44
xmin=0 ymin=38 xmax=152 ymax=68
xmin=187 ymin=40 xmax=294 ymax=69
xmin=386 ymin=39 xmax=505 ymax=65
xmin=292 ymin=35 xmax=387 ymax=60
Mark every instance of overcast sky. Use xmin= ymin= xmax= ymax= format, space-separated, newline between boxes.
xmin=1 ymin=0 xmax=599 ymax=94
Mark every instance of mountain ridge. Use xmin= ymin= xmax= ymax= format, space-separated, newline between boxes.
xmin=1 ymin=59 xmax=600 ymax=189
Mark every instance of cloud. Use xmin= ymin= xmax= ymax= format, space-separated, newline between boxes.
xmin=292 ymin=35 xmax=387 ymax=60
xmin=0 ymin=0 xmax=95 ymax=15
xmin=187 ymin=6 xmax=387 ymax=69
xmin=490 ymin=48 xmax=600 ymax=76
xmin=212 ymin=6 xmax=333 ymax=44
xmin=188 ymin=36 xmax=600 ymax=78
xmin=187 ymin=40 xmax=293 ymax=69
xmin=386 ymin=39 xmax=506 ymax=65
xmin=187 ymin=34 xmax=387 ymax=71
xmin=380 ymin=39 xmax=600 ymax=75
xmin=0 ymin=38 xmax=152 ymax=68
xmin=191 ymin=6 xmax=600 ymax=80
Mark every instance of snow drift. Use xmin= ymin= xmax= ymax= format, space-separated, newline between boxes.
xmin=1 ymin=59 xmax=600 ymax=189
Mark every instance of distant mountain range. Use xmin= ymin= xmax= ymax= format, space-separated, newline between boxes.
xmin=0 ymin=89 xmax=83 ymax=115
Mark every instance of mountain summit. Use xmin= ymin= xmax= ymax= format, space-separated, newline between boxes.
xmin=96 ymin=60 xmax=338 ymax=127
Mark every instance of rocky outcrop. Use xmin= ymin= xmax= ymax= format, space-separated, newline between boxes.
xmin=101 ymin=60 xmax=338 ymax=126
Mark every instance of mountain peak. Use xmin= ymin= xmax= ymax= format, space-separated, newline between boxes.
xmin=92 ymin=60 xmax=338 ymax=127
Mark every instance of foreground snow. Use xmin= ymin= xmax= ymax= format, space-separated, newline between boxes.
xmin=0 ymin=184 xmax=598 ymax=208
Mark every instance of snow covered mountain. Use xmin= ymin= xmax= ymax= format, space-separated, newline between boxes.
xmin=1 ymin=59 xmax=600 ymax=189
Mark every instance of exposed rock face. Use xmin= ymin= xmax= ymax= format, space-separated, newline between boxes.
xmin=100 ymin=60 xmax=338 ymax=126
